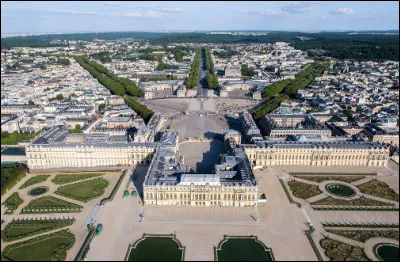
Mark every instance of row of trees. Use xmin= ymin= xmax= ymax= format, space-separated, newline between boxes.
xmin=253 ymin=62 xmax=330 ymax=119
xmin=185 ymin=49 xmax=201 ymax=89
xmin=204 ymin=48 xmax=220 ymax=89
xmin=206 ymin=73 xmax=219 ymax=89
xmin=251 ymin=94 xmax=289 ymax=119
xmin=123 ymin=96 xmax=154 ymax=124
xmin=1 ymin=163 xmax=27 ymax=195
xmin=261 ymin=62 xmax=330 ymax=99
xmin=74 ymin=56 xmax=143 ymax=97
xmin=1 ymin=131 xmax=41 ymax=145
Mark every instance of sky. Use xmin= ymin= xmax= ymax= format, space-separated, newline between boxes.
xmin=1 ymin=1 xmax=399 ymax=33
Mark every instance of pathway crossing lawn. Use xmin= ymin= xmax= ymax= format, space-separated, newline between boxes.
xmin=54 ymin=178 xmax=109 ymax=203
xmin=19 ymin=175 xmax=50 ymax=189
xmin=1 ymin=218 xmax=75 ymax=242
xmin=23 ymin=196 xmax=82 ymax=213
xmin=128 ymin=237 xmax=182 ymax=261
xmin=2 ymin=192 xmax=23 ymax=212
xmin=1 ymin=230 xmax=75 ymax=261
xmin=216 ymin=238 xmax=273 ymax=261
xmin=51 ymin=173 xmax=104 ymax=185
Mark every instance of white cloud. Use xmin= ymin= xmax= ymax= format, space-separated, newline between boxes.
xmin=159 ymin=7 xmax=182 ymax=13
xmin=122 ymin=11 xmax=164 ymax=18
xmin=102 ymin=1 xmax=117 ymax=6
xmin=237 ymin=9 xmax=284 ymax=16
xmin=329 ymin=8 xmax=354 ymax=15
xmin=282 ymin=1 xmax=320 ymax=14
xmin=54 ymin=9 xmax=96 ymax=15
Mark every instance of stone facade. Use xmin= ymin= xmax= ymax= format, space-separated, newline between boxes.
xmin=144 ymin=185 xmax=258 ymax=207
xmin=244 ymin=142 xmax=389 ymax=167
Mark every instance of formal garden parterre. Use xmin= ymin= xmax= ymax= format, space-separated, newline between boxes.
xmin=1 ymin=229 xmax=75 ymax=261
xmin=1 ymin=170 xmax=124 ymax=261
xmin=51 ymin=173 xmax=104 ymax=185
xmin=1 ymin=218 xmax=75 ymax=242
xmin=2 ymin=192 xmax=24 ymax=214
xmin=21 ymin=196 xmax=83 ymax=213
xmin=320 ymin=222 xmax=399 ymax=261
xmin=283 ymin=173 xmax=399 ymax=210
xmin=19 ymin=175 xmax=50 ymax=189
xmin=54 ymin=178 xmax=110 ymax=203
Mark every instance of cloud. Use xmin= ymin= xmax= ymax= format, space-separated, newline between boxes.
xmin=329 ymin=8 xmax=354 ymax=15
xmin=122 ymin=11 xmax=164 ymax=18
xmin=237 ymin=9 xmax=284 ymax=16
xmin=113 ymin=6 xmax=183 ymax=18
xmin=102 ymin=1 xmax=117 ymax=6
xmin=282 ymin=1 xmax=320 ymax=14
xmin=54 ymin=9 xmax=96 ymax=15
xmin=158 ymin=7 xmax=182 ymax=13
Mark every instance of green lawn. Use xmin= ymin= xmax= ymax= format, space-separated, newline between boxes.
xmin=2 ymin=218 xmax=75 ymax=242
xmin=51 ymin=173 xmax=104 ymax=185
xmin=216 ymin=238 xmax=273 ymax=261
xmin=22 ymin=196 xmax=82 ymax=213
xmin=287 ymin=180 xmax=322 ymax=199
xmin=2 ymin=192 xmax=23 ymax=213
xmin=1 ymin=230 xmax=75 ymax=261
xmin=19 ymin=175 xmax=50 ymax=189
xmin=54 ymin=178 xmax=109 ymax=202
xmin=357 ymin=180 xmax=399 ymax=202
xmin=312 ymin=196 xmax=394 ymax=206
xmin=128 ymin=237 xmax=183 ymax=261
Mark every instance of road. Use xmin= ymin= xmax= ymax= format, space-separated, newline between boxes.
xmin=197 ymin=49 xmax=208 ymax=98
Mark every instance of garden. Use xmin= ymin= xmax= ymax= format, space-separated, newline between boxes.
xmin=287 ymin=180 xmax=322 ymax=199
xmin=311 ymin=196 xmax=394 ymax=207
xmin=320 ymin=237 xmax=369 ymax=261
xmin=22 ymin=196 xmax=83 ymax=213
xmin=1 ymin=229 xmax=75 ymax=261
xmin=357 ymin=180 xmax=399 ymax=202
xmin=54 ymin=178 xmax=109 ymax=202
xmin=19 ymin=175 xmax=50 ymax=189
xmin=292 ymin=174 xmax=367 ymax=184
xmin=51 ymin=173 xmax=104 ymax=185
xmin=1 ymin=218 xmax=75 ymax=242
xmin=326 ymin=229 xmax=399 ymax=243
xmin=2 ymin=192 xmax=23 ymax=213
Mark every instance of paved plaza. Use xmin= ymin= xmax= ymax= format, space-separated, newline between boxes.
xmin=84 ymin=162 xmax=398 ymax=261
xmin=178 ymin=141 xmax=225 ymax=173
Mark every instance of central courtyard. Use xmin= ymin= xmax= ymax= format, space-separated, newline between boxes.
xmin=177 ymin=141 xmax=225 ymax=173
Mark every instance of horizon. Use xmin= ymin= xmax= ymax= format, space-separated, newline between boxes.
xmin=2 ymin=1 xmax=399 ymax=34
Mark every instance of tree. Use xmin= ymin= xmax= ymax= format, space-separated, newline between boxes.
xmin=98 ymin=103 xmax=105 ymax=111
xmin=75 ymin=124 xmax=81 ymax=130
xmin=28 ymin=100 xmax=35 ymax=105
xmin=56 ymin=94 xmax=64 ymax=100
xmin=40 ymin=65 xmax=46 ymax=70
